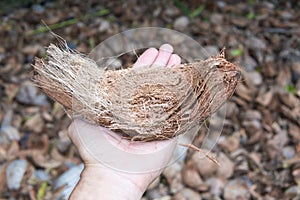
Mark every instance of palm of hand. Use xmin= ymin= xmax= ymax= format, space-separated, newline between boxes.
xmin=68 ymin=44 xmax=181 ymax=173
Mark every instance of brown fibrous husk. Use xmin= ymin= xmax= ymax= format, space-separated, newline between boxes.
xmin=33 ymin=44 xmax=240 ymax=142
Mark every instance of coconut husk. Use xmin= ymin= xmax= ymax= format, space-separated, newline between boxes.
xmin=32 ymin=44 xmax=240 ymax=142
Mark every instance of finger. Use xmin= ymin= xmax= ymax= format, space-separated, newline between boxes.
xmin=152 ymin=44 xmax=174 ymax=67
xmin=167 ymin=54 xmax=181 ymax=67
xmin=133 ymin=48 xmax=158 ymax=68
xmin=67 ymin=120 xmax=84 ymax=148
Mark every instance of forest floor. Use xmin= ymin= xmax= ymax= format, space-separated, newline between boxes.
xmin=0 ymin=0 xmax=300 ymax=199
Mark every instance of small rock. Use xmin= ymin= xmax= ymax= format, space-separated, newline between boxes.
xmin=16 ymin=83 xmax=48 ymax=106
xmin=24 ymin=113 xmax=44 ymax=133
xmin=153 ymin=7 xmax=161 ymax=17
xmin=163 ymin=162 xmax=184 ymax=193
xmin=225 ymin=102 xmax=238 ymax=118
xmin=256 ymin=90 xmax=273 ymax=106
xmin=30 ymin=149 xmax=62 ymax=169
xmin=268 ymin=126 xmax=288 ymax=149
xmin=241 ymin=55 xmax=258 ymax=71
xmin=1 ymin=109 xmax=13 ymax=127
xmin=217 ymin=1 xmax=226 ymax=8
xmin=224 ymin=179 xmax=250 ymax=200
xmin=203 ymin=46 xmax=219 ymax=57
xmin=276 ymin=67 xmax=292 ymax=87
xmin=166 ymin=34 xmax=186 ymax=46
xmin=165 ymin=7 xmax=180 ymax=17
xmin=280 ymin=106 xmax=300 ymax=127
xmin=174 ymin=16 xmax=189 ymax=31
xmin=284 ymin=185 xmax=300 ymax=199
xmin=210 ymin=13 xmax=223 ymax=25
xmin=278 ymin=10 xmax=293 ymax=20
xmin=42 ymin=111 xmax=53 ymax=122
xmin=231 ymin=17 xmax=249 ymax=28
xmin=172 ymin=188 xmax=202 ymax=200
xmin=246 ymin=71 xmax=263 ymax=86
xmin=244 ymin=110 xmax=262 ymax=121
xmin=99 ymin=20 xmax=110 ymax=32
xmin=218 ymin=135 xmax=240 ymax=152
xmin=0 ymin=110 xmax=21 ymax=144
xmin=249 ymin=152 xmax=262 ymax=167
xmin=217 ymin=153 xmax=234 ymax=178
xmin=245 ymin=36 xmax=266 ymax=50
xmin=57 ymin=130 xmax=72 ymax=153
xmin=34 ymin=170 xmax=50 ymax=181
xmin=163 ymin=162 xmax=182 ymax=179
xmin=282 ymin=146 xmax=296 ymax=159
xmin=146 ymin=182 xmax=169 ymax=199
xmin=32 ymin=4 xmax=45 ymax=14
xmin=0 ymin=126 xmax=20 ymax=144
xmin=6 ymin=159 xmax=27 ymax=190
xmin=182 ymin=164 xmax=203 ymax=189
xmin=263 ymin=62 xmax=277 ymax=77
xmin=191 ymin=152 xmax=218 ymax=178
xmin=292 ymin=167 xmax=300 ymax=185
xmin=261 ymin=2 xmax=275 ymax=9
xmin=206 ymin=177 xmax=224 ymax=197
xmin=54 ymin=164 xmax=84 ymax=200
xmin=235 ymin=161 xmax=249 ymax=172
xmin=242 ymin=120 xmax=262 ymax=132
xmin=22 ymin=44 xmax=41 ymax=55
xmin=235 ymin=84 xmax=253 ymax=101
xmin=278 ymin=92 xmax=298 ymax=109
xmin=289 ymin=123 xmax=300 ymax=141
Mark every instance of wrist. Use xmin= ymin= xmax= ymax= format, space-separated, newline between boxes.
xmin=70 ymin=164 xmax=154 ymax=200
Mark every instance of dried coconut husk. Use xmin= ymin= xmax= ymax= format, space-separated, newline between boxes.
xmin=33 ymin=44 xmax=240 ymax=142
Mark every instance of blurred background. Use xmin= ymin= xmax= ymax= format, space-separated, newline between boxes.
xmin=0 ymin=0 xmax=300 ymax=199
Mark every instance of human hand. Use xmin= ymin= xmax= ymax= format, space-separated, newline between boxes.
xmin=68 ymin=44 xmax=181 ymax=200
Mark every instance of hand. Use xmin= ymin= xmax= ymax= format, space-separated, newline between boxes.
xmin=68 ymin=44 xmax=181 ymax=200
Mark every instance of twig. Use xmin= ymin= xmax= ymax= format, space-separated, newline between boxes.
xmin=179 ymin=143 xmax=220 ymax=166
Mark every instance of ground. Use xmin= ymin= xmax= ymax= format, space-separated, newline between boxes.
xmin=0 ymin=0 xmax=300 ymax=199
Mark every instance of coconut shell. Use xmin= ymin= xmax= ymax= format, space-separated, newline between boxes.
xmin=33 ymin=44 xmax=240 ymax=141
